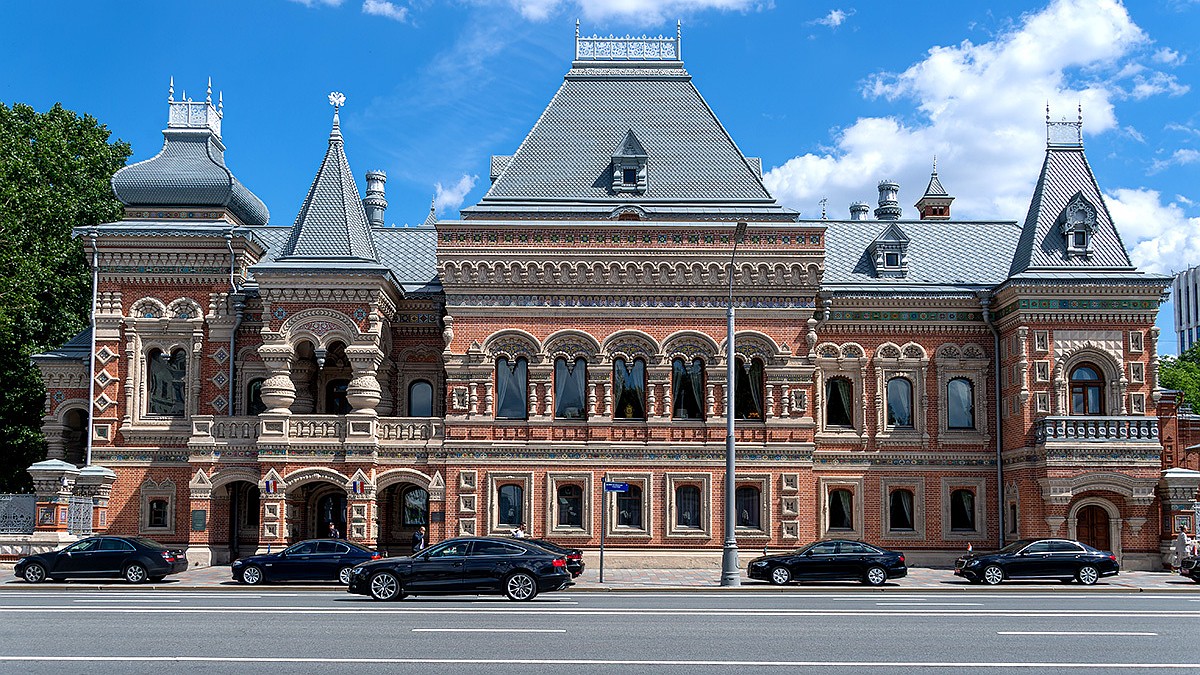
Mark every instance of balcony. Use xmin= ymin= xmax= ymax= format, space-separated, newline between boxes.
xmin=190 ymin=415 xmax=444 ymax=459
xmin=1034 ymin=416 xmax=1159 ymax=444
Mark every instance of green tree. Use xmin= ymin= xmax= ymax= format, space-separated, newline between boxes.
xmin=1159 ymin=345 xmax=1200 ymax=411
xmin=0 ymin=102 xmax=129 ymax=492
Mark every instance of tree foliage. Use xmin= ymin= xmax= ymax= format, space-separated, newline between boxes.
xmin=0 ymin=102 xmax=130 ymax=491
xmin=1160 ymin=345 xmax=1200 ymax=412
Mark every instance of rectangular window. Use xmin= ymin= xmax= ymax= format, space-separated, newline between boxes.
xmin=884 ymin=252 xmax=900 ymax=267
xmin=888 ymin=490 xmax=915 ymax=531
xmin=1131 ymin=392 xmax=1146 ymax=414
xmin=1129 ymin=331 xmax=1143 ymax=353
xmin=1034 ymin=330 xmax=1049 ymax=352
xmin=495 ymin=357 xmax=528 ymax=420
xmin=1129 ymin=362 xmax=1144 ymax=384
xmin=623 ymin=168 xmax=637 ymax=185
xmin=828 ymin=489 xmax=853 ymax=530
xmin=1034 ymin=361 xmax=1050 ymax=383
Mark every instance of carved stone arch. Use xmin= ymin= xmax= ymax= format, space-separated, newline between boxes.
xmin=166 ymin=297 xmax=203 ymax=320
xmin=662 ymin=330 xmax=719 ymax=363
xmin=816 ymin=342 xmax=842 ymax=359
xmin=841 ymin=343 xmax=866 ymax=359
xmin=901 ymin=342 xmax=927 ymax=359
xmin=1066 ymin=494 xmax=1124 ymax=561
xmin=544 ymin=330 xmax=600 ymax=363
xmin=440 ymin=260 xmax=461 ymax=282
xmin=1055 ymin=345 xmax=1124 ymax=415
xmin=807 ymin=264 xmax=822 ymax=286
xmin=877 ymin=342 xmax=903 ymax=359
xmin=130 ymin=297 xmax=167 ymax=319
xmin=398 ymin=344 xmax=443 ymax=365
xmin=376 ymin=467 xmax=433 ymax=492
xmin=961 ymin=343 xmax=987 ymax=360
xmin=236 ymin=345 xmax=262 ymax=363
xmin=602 ymin=330 xmax=659 ymax=364
xmin=209 ymin=466 xmax=262 ymax=492
xmin=51 ymin=398 xmax=89 ymax=424
xmin=483 ymin=329 xmax=540 ymax=361
xmin=280 ymin=309 xmax=360 ymax=350
xmin=727 ymin=330 xmax=783 ymax=366
xmin=936 ymin=343 xmax=961 ymax=359
xmin=608 ymin=204 xmax=648 ymax=221
xmin=143 ymin=339 xmax=191 ymax=356
xmin=283 ymin=466 xmax=351 ymax=493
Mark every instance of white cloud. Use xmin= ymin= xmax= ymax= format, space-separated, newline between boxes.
xmin=289 ymin=0 xmax=345 ymax=6
xmin=510 ymin=0 xmax=764 ymax=23
xmin=1107 ymin=188 xmax=1200 ymax=275
xmin=434 ymin=174 xmax=479 ymax=214
xmin=1153 ymin=47 xmax=1185 ymax=65
xmin=362 ymin=0 xmax=408 ymax=21
xmin=811 ymin=9 xmax=852 ymax=28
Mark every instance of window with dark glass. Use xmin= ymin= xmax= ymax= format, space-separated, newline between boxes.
xmin=829 ymin=489 xmax=853 ymax=529
xmin=735 ymin=486 xmax=761 ymax=529
xmin=734 ymin=357 xmax=765 ymax=420
xmin=947 ymin=378 xmax=974 ymax=429
xmin=497 ymin=484 xmax=523 ymax=527
xmin=147 ymin=347 xmax=187 ymax=416
xmin=889 ymin=489 xmax=914 ymax=531
xmin=675 ymin=485 xmax=701 ymax=529
xmin=825 ymin=377 xmax=853 ymax=427
xmin=556 ymin=485 xmax=583 ymax=528
xmin=671 ymin=358 xmax=705 ymax=420
xmin=886 ymin=377 xmax=913 ymax=428
xmin=617 ymin=485 xmax=642 ymax=528
xmin=495 ymin=357 xmax=529 ymax=420
xmin=554 ymin=357 xmax=588 ymax=419
xmin=402 ymin=486 xmax=428 ymax=526
xmin=148 ymin=499 xmax=169 ymax=528
xmin=409 ymin=380 xmax=433 ymax=417
xmin=247 ymin=378 xmax=266 ymax=416
xmin=613 ymin=358 xmax=646 ymax=420
xmin=1073 ymin=231 xmax=1087 ymax=248
xmin=1069 ymin=364 xmax=1104 ymax=415
xmin=623 ymin=168 xmax=637 ymax=184
xmin=884 ymin=252 xmax=900 ymax=267
xmin=950 ymin=489 xmax=975 ymax=531
xmin=325 ymin=379 xmax=351 ymax=414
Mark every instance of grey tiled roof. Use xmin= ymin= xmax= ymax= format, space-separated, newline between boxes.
xmin=922 ymin=171 xmax=949 ymax=197
xmin=33 ymin=328 xmax=91 ymax=361
xmin=246 ymin=224 xmax=437 ymax=293
xmin=277 ymin=117 xmax=378 ymax=262
xmin=111 ymin=129 xmax=269 ymax=226
xmin=478 ymin=63 xmax=775 ymax=206
xmin=823 ymin=219 xmax=1022 ymax=292
xmin=1009 ymin=146 xmax=1134 ymax=275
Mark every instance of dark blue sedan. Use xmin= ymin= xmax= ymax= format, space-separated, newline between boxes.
xmin=232 ymin=539 xmax=381 ymax=585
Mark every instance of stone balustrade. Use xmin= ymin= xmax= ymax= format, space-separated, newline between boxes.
xmin=193 ymin=415 xmax=443 ymax=448
xmin=1034 ymin=415 xmax=1159 ymax=444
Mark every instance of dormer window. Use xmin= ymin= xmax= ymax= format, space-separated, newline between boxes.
xmin=612 ymin=128 xmax=648 ymax=195
xmin=623 ymin=168 xmax=637 ymax=185
xmin=884 ymin=252 xmax=901 ymax=267
xmin=869 ymin=223 xmax=910 ymax=279
xmin=1060 ymin=192 xmax=1097 ymax=258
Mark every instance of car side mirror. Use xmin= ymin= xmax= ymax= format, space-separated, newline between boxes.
xmin=804 ymin=551 xmax=813 ymax=557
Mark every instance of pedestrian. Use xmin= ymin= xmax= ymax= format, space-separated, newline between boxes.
xmin=328 ymin=521 xmax=340 ymax=539
xmin=412 ymin=525 xmax=426 ymax=553
xmin=1175 ymin=526 xmax=1193 ymax=572
xmin=511 ymin=523 xmax=526 ymax=538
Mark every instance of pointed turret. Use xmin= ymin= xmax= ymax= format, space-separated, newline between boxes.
xmin=915 ymin=158 xmax=954 ymax=220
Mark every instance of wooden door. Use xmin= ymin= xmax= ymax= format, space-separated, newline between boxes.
xmin=1076 ymin=505 xmax=1110 ymax=551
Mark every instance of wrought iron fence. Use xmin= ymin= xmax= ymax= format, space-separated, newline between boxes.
xmin=67 ymin=496 xmax=93 ymax=535
xmin=0 ymin=494 xmax=36 ymax=534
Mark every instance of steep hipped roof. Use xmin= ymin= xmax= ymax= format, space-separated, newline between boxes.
xmin=277 ymin=110 xmax=378 ymax=262
xmin=921 ymin=171 xmax=949 ymax=198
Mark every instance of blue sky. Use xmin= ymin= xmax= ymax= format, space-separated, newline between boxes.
xmin=2 ymin=0 xmax=1196 ymax=352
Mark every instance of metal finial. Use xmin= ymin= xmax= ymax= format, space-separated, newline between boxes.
xmin=218 ymin=91 xmax=223 ymax=113
xmin=575 ymin=19 xmax=579 ymax=38
xmin=1077 ymin=101 xmax=1082 ymax=124
xmin=932 ymin=155 xmax=937 ymax=173
xmin=1045 ymin=101 xmax=1050 ymax=123
xmin=206 ymin=77 xmax=212 ymax=104
xmin=328 ymin=91 xmax=346 ymax=111
xmin=819 ymin=197 xmax=828 ymax=220
xmin=182 ymin=89 xmax=188 ymax=102
xmin=677 ymin=19 xmax=682 ymax=40
xmin=168 ymin=76 xmax=174 ymax=103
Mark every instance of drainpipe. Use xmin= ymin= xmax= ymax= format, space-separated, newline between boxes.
xmin=225 ymin=230 xmax=243 ymax=416
xmin=980 ymin=294 xmax=1004 ymax=548
xmin=85 ymin=229 xmax=99 ymax=467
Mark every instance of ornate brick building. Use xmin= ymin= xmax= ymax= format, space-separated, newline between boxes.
xmin=27 ymin=29 xmax=1192 ymax=569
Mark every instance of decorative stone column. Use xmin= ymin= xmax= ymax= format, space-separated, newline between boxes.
xmin=257 ymin=474 xmax=288 ymax=555
xmin=27 ymin=459 xmax=81 ymax=546
xmin=42 ymin=422 xmax=67 ymax=461
xmin=257 ymin=344 xmax=297 ymax=414
xmin=186 ymin=469 xmax=214 ymax=566
xmin=73 ymin=465 xmax=117 ymax=534
xmin=347 ymin=472 xmax=376 ymax=546
xmin=291 ymin=360 xmax=316 ymax=414
xmin=345 ymin=344 xmax=383 ymax=414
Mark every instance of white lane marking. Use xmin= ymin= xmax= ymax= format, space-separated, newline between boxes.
xmin=998 ymin=631 xmax=1158 ymax=636
xmin=412 ymin=628 xmax=566 ymax=633
xmin=0 ymin=656 xmax=1195 ymax=668
xmin=876 ymin=602 xmax=982 ymax=606
xmin=73 ymin=599 xmax=181 ymax=603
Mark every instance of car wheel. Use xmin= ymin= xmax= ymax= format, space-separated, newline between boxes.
xmin=504 ymin=572 xmax=538 ymax=601
xmin=240 ymin=566 xmax=265 ymax=586
xmin=982 ymin=565 xmax=1005 ymax=585
xmin=123 ymin=563 xmax=148 ymax=584
xmin=338 ymin=566 xmax=354 ymax=585
xmin=1076 ymin=565 xmax=1099 ymax=586
xmin=769 ymin=566 xmax=791 ymax=586
xmin=863 ymin=566 xmax=888 ymax=587
xmin=22 ymin=563 xmax=46 ymax=584
xmin=369 ymin=572 xmax=401 ymax=601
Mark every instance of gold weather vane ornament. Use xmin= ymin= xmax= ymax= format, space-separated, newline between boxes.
xmin=329 ymin=91 xmax=346 ymax=111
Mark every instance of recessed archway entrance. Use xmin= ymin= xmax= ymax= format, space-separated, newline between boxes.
xmin=286 ymin=481 xmax=349 ymax=542
xmin=1076 ymin=504 xmax=1111 ymax=551
xmin=378 ymin=482 xmax=429 ymax=556
xmin=225 ymin=481 xmax=260 ymax=560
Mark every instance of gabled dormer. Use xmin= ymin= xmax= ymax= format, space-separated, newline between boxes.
xmin=1059 ymin=192 xmax=1097 ymax=258
xmin=870 ymin=223 xmax=910 ymax=278
xmin=611 ymin=128 xmax=648 ymax=194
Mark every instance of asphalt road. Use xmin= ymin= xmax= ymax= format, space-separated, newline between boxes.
xmin=0 ymin=589 xmax=1195 ymax=674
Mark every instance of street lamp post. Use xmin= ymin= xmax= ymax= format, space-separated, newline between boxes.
xmin=721 ymin=221 xmax=748 ymax=587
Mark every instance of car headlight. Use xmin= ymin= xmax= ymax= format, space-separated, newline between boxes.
xmin=965 ymin=559 xmax=982 ymax=568
xmin=16 ymin=558 xmax=26 ymax=565
xmin=750 ymin=561 xmax=768 ymax=567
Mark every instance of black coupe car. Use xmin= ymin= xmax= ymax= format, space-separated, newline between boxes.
xmin=347 ymin=536 xmax=573 ymax=601
xmin=954 ymin=538 xmax=1119 ymax=585
xmin=232 ymin=539 xmax=381 ymax=585
xmin=747 ymin=539 xmax=907 ymax=586
xmin=14 ymin=535 xmax=187 ymax=584
xmin=1180 ymin=555 xmax=1200 ymax=583
xmin=521 ymin=537 xmax=586 ymax=578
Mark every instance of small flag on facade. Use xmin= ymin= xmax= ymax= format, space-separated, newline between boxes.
xmin=352 ymin=480 xmax=364 ymax=494
xmin=967 ymin=542 xmax=973 ymax=553
xmin=264 ymin=479 xmax=277 ymax=494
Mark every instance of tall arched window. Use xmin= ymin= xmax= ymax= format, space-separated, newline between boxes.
xmin=947 ymin=378 xmax=974 ymax=429
xmin=734 ymin=357 xmax=765 ymax=420
xmin=617 ymin=485 xmax=642 ymax=528
xmin=554 ymin=357 xmax=588 ymax=419
xmin=247 ymin=378 xmax=266 ymax=416
xmin=829 ymin=489 xmax=853 ymax=530
xmin=325 ymin=379 xmax=351 ymax=414
xmin=401 ymin=486 xmax=428 ymax=526
xmin=671 ymin=357 xmax=705 ymax=420
xmin=950 ymin=489 xmax=976 ymax=531
xmin=889 ymin=489 xmax=915 ymax=531
xmin=675 ymin=485 xmax=701 ymax=529
xmin=497 ymin=484 xmax=523 ymax=527
xmin=495 ymin=357 xmax=529 ymax=420
xmin=147 ymin=347 xmax=187 ymax=416
xmin=613 ymin=357 xmax=646 ymax=420
xmin=735 ymin=486 xmax=761 ymax=528
xmin=825 ymin=377 xmax=853 ymax=428
xmin=1069 ymin=363 xmax=1104 ymax=415
xmin=408 ymin=380 xmax=433 ymax=417
xmin=886 ymin=377 xmax=913 ymax=428
xmin=556 ymin=485 xmax=583 ymax=528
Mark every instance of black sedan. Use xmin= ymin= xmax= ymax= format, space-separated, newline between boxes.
xmin=14 ymin=536 xmax=187 ymax=584
xmin=954 ymin=538 xmax=1119 ymax=585
xmin=1180 ymin=556 xmax=1200 ymax=583
xmin=232 ymin=539 xmax=381 ymax=585
xmin=347 ymin=536 xmax=573 ymax=601
xmin=521 ymin=537 xmax=586 ymax=578
xmin=747 ymin=539 xmax=907 ymax=586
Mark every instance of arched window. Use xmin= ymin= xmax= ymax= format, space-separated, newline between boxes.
xmin=825 ymin=377 xmax=853 ymax=427
xmin=497 ymin=484 xmax=523 ymax=527
xmin=148 ymin=499 xmax=169 ymax=528
xmin=325 ymin=379 xmax=351 ymax=414
xmin=495 ymin=357 xmax=528 ymax=420
xmin=889 ymin=489 xmax=915 ymax=531
xmin=147 ymin=347 xmax=187 ymax=416
xmin=735 ymin=486 xmax=761 ymax=529
xmin=886 ymin=377 xmax=913 ymax=428
xmin=675 ymin=485 xmax=701 ymax=529
xmin=617 ymin=485 xmax=642 ymax=528
xmin=408 ymin=380 xmax=433 ymax=417
xmin=613 ymin=357 xmax=646 ymax=420
xmin=950 ymin=489 xmax=976 ymax=531
xmin=554 ymin=357 xmax=588 ymax=419
xmin=247 ymin=378 xmax=266 ymax=416
xmin=1069 ymin=363 xmax=1104 ymax=415
xmin=829 ymin=489 xmax=853 ymax=530
xmin=947 ymin=378 xmax=974 ymax=429
xmin=734 ymin=357 xmax=765 ymax=420
xmin=556 ymin=485 xmax=583 ymax=528
xmin=671 ymin=357 xmax=705 ymax=420
xmin=401 ymin=486 xmax=428 ymax=526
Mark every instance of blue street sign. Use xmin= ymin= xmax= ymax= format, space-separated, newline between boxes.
xmin=603 ymin=481 xmax=629 ymax=493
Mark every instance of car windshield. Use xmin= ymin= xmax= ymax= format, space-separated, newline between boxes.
xmin=132 ymin=538 xmax=166 ymax=549
xmin=997 ymin=539 xmax=1036 ymax=554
